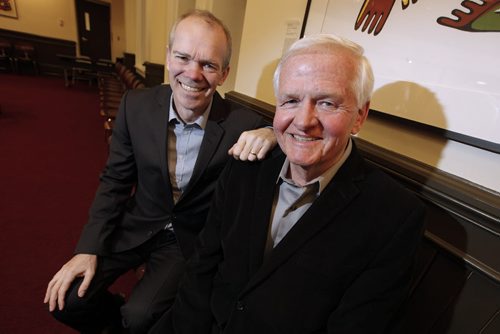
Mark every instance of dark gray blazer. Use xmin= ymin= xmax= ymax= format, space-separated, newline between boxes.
xmin=75 ymin=85 xmax=266 ymax=258
xmin=172 ymin=143 xmax=426 ymax=334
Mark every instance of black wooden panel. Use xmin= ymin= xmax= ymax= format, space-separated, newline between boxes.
xmin=430 ymin=272 xmax=500 ymax=333
xmin=123 ymin=52 xmax=135 ymax=70
xmin=482 ymin=310 xmax=500 ymax=334
xmin=408 ymin=239 xmax=438 ymax=295
xmin=425 ymin=201 xmax=500 ymax=279
xmin=0 ymin=29 xmax=76 ymax=76
xmin=425 ymin=202 xmax=468 ymax=254
xmin=143 ymin=61 xmax=164 ymax=87
xmin=389 ymin=252 xmax=470 ymax=333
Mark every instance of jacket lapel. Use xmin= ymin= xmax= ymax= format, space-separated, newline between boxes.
xmin=241 ymin=147 xmax=366 ymax=296
xmin=248 ymin=152 xmax=286 ymax=275
xmin=180 ymin=92 xmax=228 ymax=198
xmin=152 ymin=85 xmax=174 ymax=208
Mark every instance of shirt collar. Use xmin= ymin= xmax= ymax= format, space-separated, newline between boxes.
xmin=168 ymin=96 xmax=211 ymax=129
xmin=277 ymin=138 xmax=353 ymax=194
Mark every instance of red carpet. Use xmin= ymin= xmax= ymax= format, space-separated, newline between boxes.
xmin=0 ymin=74 xmax=133 ymax=333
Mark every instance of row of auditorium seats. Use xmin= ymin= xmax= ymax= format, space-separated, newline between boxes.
xmin=99 ymin=61 xmax=148 ymax=279
xmin=98 ymin=62 xmax=145 ymax=143
xmin=0 ymin=38 xmax=38 ymax=74
xmin=59 ymin=54 xmax=115 ymax=87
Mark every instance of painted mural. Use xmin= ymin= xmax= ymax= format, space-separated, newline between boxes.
xmin=304 ymin=0 xmax=500 ymax=147
xmin=354 ymin=0 xmax=500 ymax=35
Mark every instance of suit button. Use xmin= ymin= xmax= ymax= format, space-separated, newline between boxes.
xmin=148 ymin=230 xmax=153 ymax=236
xmin=236 ymin=301 xmax=244 ymax=311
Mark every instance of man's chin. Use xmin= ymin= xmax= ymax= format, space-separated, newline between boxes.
xmin=178 ymin=99 xmax=210 ymax=115
xmin=288 ymin=155 xmax=319 ymax=169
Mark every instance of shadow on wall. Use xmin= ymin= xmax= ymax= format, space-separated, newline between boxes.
xmin=372 ymin=81 xmax=447 ymax=129
xmin=369 ymin=80 xmax=447 ymax=170
xmin=256 ymin=58 xmax=280 ymax=107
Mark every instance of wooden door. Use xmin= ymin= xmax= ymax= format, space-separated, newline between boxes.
xmin=75 ymin=0 xmax=111 ymax=60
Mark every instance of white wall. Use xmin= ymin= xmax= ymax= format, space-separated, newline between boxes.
xmin=110 ymin=0 xmax=126 ymax=61
xmin=0 ymin=0 xmax=126 ymax=61
xmin=205 ymin=0 xmax=247 ymax=95
xmin=123 ymin=0 xmax=195 ymax=75
xmin=358 ymin=118 xmax=500 ymax=192
xmin=144 ymin=0 xmax=167 ymax=65
xmin=235 ymin=0 xmax=308 ymax=104
xmin=0 ymin=0 xmax=77 ymax=41
xmin=123 ymin=0 xmax=137 ymax=55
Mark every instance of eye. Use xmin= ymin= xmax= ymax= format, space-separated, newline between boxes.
xmin=279 ymin=99 xmax=299 ymax=107
xmin=318 ymin=100 xmax=337 ymax=108
xmin=317 ymin=100 xmax=345 ymax=113
xmin=175 ymin=54 xmax=189 ymax=62
xmin=202 ymin=62 xmax=219 ymax=73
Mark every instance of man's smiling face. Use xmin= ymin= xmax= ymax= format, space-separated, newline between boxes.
xmin=273 ymin=48 xmax=368 ymax=184
xmin=167 ymin=16 xmax=229 ymax=122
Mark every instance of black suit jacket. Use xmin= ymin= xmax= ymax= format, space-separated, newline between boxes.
xmin=172 ymin=143 xmax=426 ymax=334
xmin=75 ymin=85 xmax=266 ymax=258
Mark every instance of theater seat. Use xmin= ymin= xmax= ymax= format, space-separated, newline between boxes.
xmin=13 ymin=42 xmax=38 ymax=75
xmin=0 ymin=38 xmax=14 ymax=73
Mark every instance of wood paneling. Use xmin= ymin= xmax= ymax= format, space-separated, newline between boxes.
xmin=0 ymin=28 xmax=76 ymax=76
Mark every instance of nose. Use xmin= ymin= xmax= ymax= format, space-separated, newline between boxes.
xmin=184 ymin=61 xmax=204 ymax=80
xmin=293 ymin=101 xmax=318 ymax=129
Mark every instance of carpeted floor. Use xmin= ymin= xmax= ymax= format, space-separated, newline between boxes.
xmin=0 ymin=73 xmax=133 ymax=333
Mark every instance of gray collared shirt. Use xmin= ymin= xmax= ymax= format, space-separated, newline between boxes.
xmin=267 ymin=139 xmax=353 ymax=250
xmin=167 ymin=97 xmax=211 ymax=204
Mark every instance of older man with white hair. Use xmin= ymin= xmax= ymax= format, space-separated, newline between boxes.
xmin=157 ymin=33 xmax=426 ymax=334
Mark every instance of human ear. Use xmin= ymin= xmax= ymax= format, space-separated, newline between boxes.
xmin=165 ymin=47 xmax=171 ymax=71
xmin=351 ymin=102 xmax=370 ymax=135
xmin=218 ymin=66 xmax=230 ymax=86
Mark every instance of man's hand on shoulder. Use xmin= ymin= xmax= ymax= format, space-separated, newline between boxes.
xmin=229 ymin=127 xmax=276 ymax=161
xmin=44 ymin=253 xmax=97 ymax=312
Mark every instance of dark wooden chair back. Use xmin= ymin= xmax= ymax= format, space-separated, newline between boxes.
xmin=0 ymin=38 xmax=14 ymax=72
xmin=13 ymin=42 xmax=38 ymax=74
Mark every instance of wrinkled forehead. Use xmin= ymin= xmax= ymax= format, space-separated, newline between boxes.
xmin=173 ymin=18 xmax=227 ymax=54
xmin=175 ymin=17 xmax=227 ymax=45
xmin=277 ymin=49 xmax=360 ymax=103
xmin=281 ymin=47 xmax=357 ymax=78
xmin=285 ymin=43 xmax=355 ymax=64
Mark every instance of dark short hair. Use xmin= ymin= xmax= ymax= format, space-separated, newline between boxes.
xmin=168 ymin=9 xmax=232 ymax=70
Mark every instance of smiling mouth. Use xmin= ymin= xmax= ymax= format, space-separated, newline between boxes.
xmin=180 ymin=82 xmax=204 ymax=92
xmin=290 ymin=134 xmax=317 ymax=142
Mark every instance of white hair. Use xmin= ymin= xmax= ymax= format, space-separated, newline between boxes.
xmin=273 ymin=34 xmax=374 ymax=108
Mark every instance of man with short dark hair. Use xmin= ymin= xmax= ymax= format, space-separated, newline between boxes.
xmin=44 ymin=10 xmax=276 ymax=334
